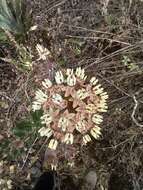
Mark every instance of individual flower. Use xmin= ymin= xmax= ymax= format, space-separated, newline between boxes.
xmin=63 ymin=133 xmax=74 ymax=144
xmin=83 ymin=134 xmax=91 ymax=145
xmin=90 ymin=126 xmax=101 ymax=139
xmin=0 ymin=178 xmax=13 ymax=189
xmin=42 ymin=78 xmax=52 ymax=88
xmin=55 ymin=71 xmax=64 ymax=84
xmin=75 ymin=67 xmax=86 ymax=80
xmin=52 ymin=94 xmax=63 ymax=105
xmin=66 ymin=73 xmax=76 ymax=86
xmin=36 ymin=44 xmax=51 ymax=60
xmin=48 ymin=139 xmax=58 ymax=150
xmin=32 ymin=89 xmax=48 ymax=111
xmin=75 ymin=120 xmax=87 ymax=133
xmin=32 ymin=67 xmax=108 ymax=169
xmin=38 ymin=127 xmax=53 ymax=138
xmin=76 ymin=88 xmax=89 ymax=100
xmin=58 ymin=117 xmax=69 ymax=132
xmin=40 ymin=114 xmax=52 ymax=125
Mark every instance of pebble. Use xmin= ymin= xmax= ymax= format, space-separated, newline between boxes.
xmin=85 ymin=170 xmax=97 ymax=189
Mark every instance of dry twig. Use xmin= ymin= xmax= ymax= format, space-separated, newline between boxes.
xmin=21 ymin=137 xmax=38 ymax=170
xmin=131 ymin=95 xmax=143 ymax=128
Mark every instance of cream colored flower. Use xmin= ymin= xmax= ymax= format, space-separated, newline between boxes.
xmin=93 ymin=84 xmax=102 ymax=89
xmin=83 ymin=134 xmax=91 ymax=144
xmin=52 ymin=93 xmax=63 ymax=105
xmin=90 ymin=126 xmax=101 ymax=139
xmin=6 ymin=180 xmax=12 ymax=189
xmin=97 ymin=107 xmax=108 ymax=112
xmin=38 ymin=127 xmax=52 ymax=138
xmin=0 ymin=179 xmax=5 ymax=185
xmin=9 ymin=165 xmax=15 ymax=174
xmin=30 ymin=25 xmax=38 ymax=31
xmin=32 ymin=89 xmax=48 ymax=112
xmin=67 ymin=162 xmax=74 ymax=167
xmin=0 ymin=161 xmax=4 ymax=167
xmin=55 ymin=71 xmax=64 ymax=84
xmin=75 ymin=67 xmax=82 ymax=76
xmin=0 ymin=179 xmax=13 ymax=190
xmin=86 ymin=104 xmax=96 ymax=113
xmin=98 ymin=99 xmax=108 ymax=111
xmin=75 ymin=120 xmax=86 ymax=133
xmin=32 ymin=101 xmax=42 ymax=111
xmin=42 ymin=78 xmax=52 ymax=88
xmin=64 ymin=133 xmax=74 ymax=144
xmin=35 ymin=89 xmax=48 ymax=102
xmin=48 ymin=139 xmax=58 ymax=150
xmin=66 ymin=68 xmax=74 ymax=75
xmin=75 ymin=67 xmax=86 ymax=80
xmin=76 ymin=89 xmax=89 ymax=100
xmin=40 ymin=114 xmax=52 ymax=125
xmin=51 ymin=164 xmax=57 ymax=170
xmin=101 ymin=92 xmax=108 ymax=96
xmin=90 ymin=77 xmax=98 ymax=86
xmin=101 ymin=93 xmax=109 ymax=100
xmin=92 ymin=114 xmax=103 ymax=124
xmin=36 ymin=44 xmax=50 ymax=60
xmin=58 ymin=117 xmax=69 ymax=132
xmin=93 ymin=87 xmax=104 ymax=95
xmin=67 ymin=74 xmax=76 ymax=86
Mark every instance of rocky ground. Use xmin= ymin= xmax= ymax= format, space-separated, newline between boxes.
xmin=0 ymin=0 xmax=143 ymax=189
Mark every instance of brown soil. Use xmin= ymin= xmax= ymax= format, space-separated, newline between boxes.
xmin=1 ymin=0 xmax=143 ymax=189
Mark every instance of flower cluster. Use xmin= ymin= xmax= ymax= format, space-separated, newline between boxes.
xmin=32 ymin=67 xmax=108 ymax=153
xmin=0 ymin=179 xmax=12 ymax=190
xmin=36 ymin=44 xmax=51 ymax=60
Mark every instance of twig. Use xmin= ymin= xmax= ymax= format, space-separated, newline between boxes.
xmin=47 ymin=0 xmax=66 ymax=12
xmin=66 ymin=34 xmax=131 ymax=45
xmin=97 ymin=73 xmax=131 ymax=97
xmin=131 ymin=95 xmax=143 ymax=127
xmin=60 ymin=23 xmax=114 ymax=35
xmin=94 ymin=136 xmax=134 ymax=150
xmin=36 ymin=137 xmax=49 ymax=156
xmin=0 ymin=91 xmax=14 ymax=102
xmin=24 ymin=71 xmax=33 ymax=104
xmin=53 ymin=172 xmax=61 ymax=190
xmin=21 ymin=137 xmax=38 ymax=170
xmin=84 ymin=41 xmax=143 ymax=69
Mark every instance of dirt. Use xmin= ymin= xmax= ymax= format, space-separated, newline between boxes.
xmin=1 ymin=0 xmax=143 ymax=189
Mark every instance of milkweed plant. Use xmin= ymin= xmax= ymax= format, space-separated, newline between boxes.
xmin=32 ymin=66 xmax=108 ymax=169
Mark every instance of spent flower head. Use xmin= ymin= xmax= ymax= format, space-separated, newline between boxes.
xmin=32 ymin=67 xmax=108 ymax=168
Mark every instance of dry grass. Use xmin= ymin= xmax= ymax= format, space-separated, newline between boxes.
xmin=0 ymin=0 xmax=143 ymax=189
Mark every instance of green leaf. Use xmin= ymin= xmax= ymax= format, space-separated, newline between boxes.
xmin=0 ymin=30 xmax=7 ymax=41
xmin=31 ymin=110 xmax=43 ymax=124
xmin=13 ymin=120 xmax=34 ymax=137
xmin=0 ymin=0 xmax=31 ymax=34
xmin=0 ymin=139 xmax=10 ymax=152
xmin=13 ymin=111 xmax=43 ymax=138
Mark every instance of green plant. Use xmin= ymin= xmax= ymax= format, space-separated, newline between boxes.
xmin=121 ymin=55 xmax=131 ymax=66
xmin=0 ymin=29 xmax=7 ymax=41
xmin=0 ymin=0 xmax=31 ymax=35
xmin=14 ymin=45 xmax=33 ymax=71
xmin=68 ymin=39 xmax=84 ymax=56
xmin=13 ymin=111 xmax=43 ymax=138
xmin=32 ymin=67 xmax=109 ymax=169
xmin=0 ymin=111 xmax=42 ymax=161
xmin=121 ymin=55 xmax=139 ymax=71
xmin=0 ymin=30 xmax=33 ymax=71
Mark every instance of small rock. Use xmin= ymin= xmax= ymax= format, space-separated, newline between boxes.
xmin=31 ymin=167 xmax=42 ymax=178
xmin=85 ymin=171 xmax=97 ymax=189
xmin=9 ymin=165 xmax=15 ymax=174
